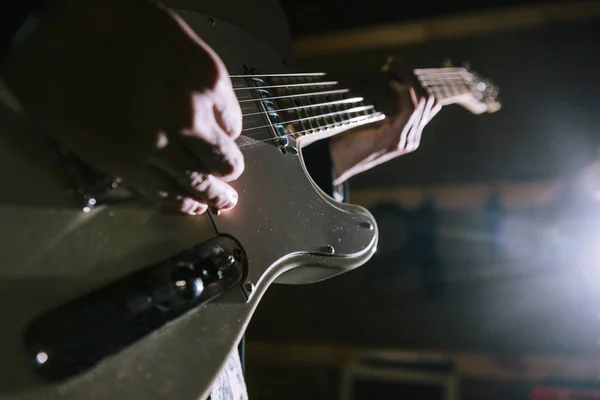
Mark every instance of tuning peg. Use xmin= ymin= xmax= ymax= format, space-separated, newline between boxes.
xmin=442 ymin=58 xmax=454 ymax=68
xmin=462 ymin=61 xmax=471 ymax=71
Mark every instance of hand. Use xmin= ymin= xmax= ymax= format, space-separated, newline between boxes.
xmin=378 ymin=57 xmax=441 ymax=155
xmin=1 ymin=0 xmax=243 ymax=215
xmin=329 ymin=57 xmax=441 ymax=184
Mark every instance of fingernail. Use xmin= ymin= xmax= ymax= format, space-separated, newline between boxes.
xmin=225 ymin=190 xmax=238 ymax=209
xmin=217 ymin=190 xmax=238 ymax=213
xmin=189 ymin=202 xmax=208 ymax=216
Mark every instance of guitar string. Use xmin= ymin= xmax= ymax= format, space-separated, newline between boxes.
xmin=233 ymin=81 xmax=338 ymax=91
xmin=232 ymin=69 xmax=471 ymax=135
xmin=239 ymin=105 xmax=375 ymax=134
xmin=229 ymin=72 xmax=327 ymax=78
xmin=239 ymin=107 xmax=375 ymax=136
xmin=232 ymin=74 xmax=468 ymax=91
xmin=235 ymin=77 xmax=468 ymax=135
xmin=235 ymin=81 xmax=449 ymax=148
xmin=240 ymin=97 xmax=365 ymax=117
xmin=236 ymin=96 xmax=457 ymax=137
xmin=228 ymin=68 xmax=470 ymax=79
xmin=234 ymin=75 xmax=467 ymax=110
xmin=232 ymin=75 xmax=469 ymax=93
xmin=237 ymin=88 xmax=350 ymax=103
xmin=234 ymin=76 xmax=467 ymax=101
xmin=234 ymin=75 xmax=468 ymax=107
xmin=237 ymin=113 xmax=385 ymax=148
xmin=234 ymin=76 xmax=451 ymax=144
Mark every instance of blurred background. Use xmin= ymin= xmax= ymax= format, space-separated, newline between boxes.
xmin=243 ymin=1 xmax=600 ymax=399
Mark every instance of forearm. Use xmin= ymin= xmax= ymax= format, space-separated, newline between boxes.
xmin=329 ymin=118 xmax=401 ymax=185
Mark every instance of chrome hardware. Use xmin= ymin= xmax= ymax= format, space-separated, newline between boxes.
xmin=322 ymin=245 xmax=335 ymax=254
xmin=360 ymin=221 xmax=374 ymax=230
xmin=242 ymin=282 xmax=255 ymax=297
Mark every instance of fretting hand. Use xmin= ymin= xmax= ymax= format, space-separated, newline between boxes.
xmin=1 ymin=0 xmax=244 ymax=215
xmin=377 ymin=57 xmax=441 ymax=155
xmin=330 ymin=57 xmax=441 ymax=185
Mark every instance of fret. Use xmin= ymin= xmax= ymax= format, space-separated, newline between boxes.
xmin=272 ymin=73 xmax=377 ymax=134
xmin=323 ymin=94 xmax=339 ymax=124
xmin=265 ymin=76 xmax=302 ymax=135
xmin=317 ymin=79 xmax=341 ymax=129
xmin=335 ymin=93 xmax=356 ymax=123
xmin=315 ymin=87 xmax=332 ymax=128
xmin=307 ymin=77 xmax=330 ymax=131
xmin=290 ymin=77 xmax=318 ymax=133
xmin=294 ymin=76 xmax=317 ymax=132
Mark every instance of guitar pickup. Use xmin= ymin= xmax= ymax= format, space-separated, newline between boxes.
xmin=245 ymin=67 xmax=292 ymax=153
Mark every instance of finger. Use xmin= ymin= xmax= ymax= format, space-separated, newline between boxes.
xmin=149 ymin=146 xmax=239 ymax=211
xmin=212 ymin=79 xmax=243 ymax=139
xmin=406 ymin=102 xmax=430 ymax=152
xmin=421 ymin=95 xmax=437 ymax=127
xmin=158 ymin=191 xmax=209 ymax=216
xmin=405 ymin=116 xmax=423 ymax=152
xmin=177 ymin=171 xmax=239 ymax=212
xmin=428 ymin=102 xmax=443 ymax=122
xmin=383 ymin=57 xmax=429 ymax=99
xmin=398 ymin=98 xmax=426 ymax=152
xmin=149 ymin=141 xmax=210 ymax=177
xmin=129 ymin=169 xmax=209 ymax=216
xmin=179 ymin=125 xmax=245 ymax=182
xmin=408 ymin=96 xmax=437 ymax=151
xmin=409 ymin=86 xmax=431 ymax=109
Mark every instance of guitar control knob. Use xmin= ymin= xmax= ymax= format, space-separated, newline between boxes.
xmin=171 ymin=263 xmax=204 ymax=301
xmin=24 ymin=236 xmax=247 ymax=382
xmin=212 ymin=253 xmax=236 ymax=271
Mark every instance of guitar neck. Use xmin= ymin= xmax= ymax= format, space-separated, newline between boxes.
xmin=230 ymin=66 xmax=500 ymax=149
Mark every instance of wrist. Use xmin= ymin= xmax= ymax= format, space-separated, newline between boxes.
xmin=330 ymin=121 xmax=391 ymax=184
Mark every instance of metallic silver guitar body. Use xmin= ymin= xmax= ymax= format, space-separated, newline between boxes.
xmin=0 ymin=9 xmax=378 ymax=400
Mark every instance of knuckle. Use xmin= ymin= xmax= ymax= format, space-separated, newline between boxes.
xmin=187 ymin=172 xmax=211 ymax=192
xmin=188 ymin=175 xmax=238 ymax=210
xmin=223 ymin=150 xmax=245 ymax=181
xmin=212 ymin=138 xmax=245 ymax=180
xmin=177 ymin=197 xmax=207 ymax=216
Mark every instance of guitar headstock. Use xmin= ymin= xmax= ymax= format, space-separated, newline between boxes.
xmin=414 ymin=62 xmax=502 ymax=115
xmin=461 ymin=63 xmax=502 ymax=114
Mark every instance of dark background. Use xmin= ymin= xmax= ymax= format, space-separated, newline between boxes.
xmin=280 ymin=0 xmax=553 ymax=35
xmin=246 ymin=1 xmax=600 ymax=399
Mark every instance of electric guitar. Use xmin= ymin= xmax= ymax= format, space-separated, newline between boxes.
xmin=0 ymin=7 xmax=500 ymax=400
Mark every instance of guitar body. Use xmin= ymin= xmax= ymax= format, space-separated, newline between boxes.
xmin=0 ymin=8 xmax=378 ymax=400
